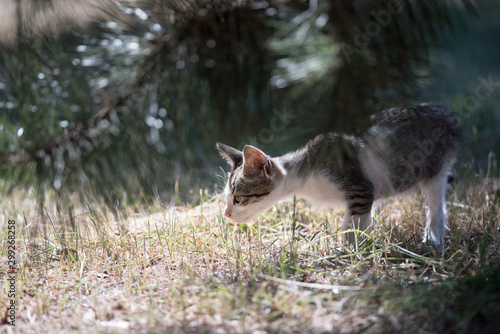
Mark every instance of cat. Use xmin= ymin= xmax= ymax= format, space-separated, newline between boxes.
xmin=216 ymin=104 xmax=463 ymax=249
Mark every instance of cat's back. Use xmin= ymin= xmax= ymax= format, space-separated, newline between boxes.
xmin=369 ymin=104 xmax=463 ymax=145
xmin=367 ymin=104 xmax=463 ymax=152
xmin=363 ymin=104 xmax=463 ymax=193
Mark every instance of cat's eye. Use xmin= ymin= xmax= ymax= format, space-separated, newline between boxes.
xmin=233 ymin=195 xmax=241 ymax=205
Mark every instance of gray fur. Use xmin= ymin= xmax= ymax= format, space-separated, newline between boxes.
xmin=217 ymin=104 xmax=463 ymax=249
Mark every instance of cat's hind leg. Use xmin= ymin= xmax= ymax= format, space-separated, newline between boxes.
xmin=419 ymin=173 xmax=449 ymax=250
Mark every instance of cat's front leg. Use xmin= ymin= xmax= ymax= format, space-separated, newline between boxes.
xmin=340 ymin=184 xmax=375 ymax=245
xmin=341 ymin=210 xmax=373 ymax=245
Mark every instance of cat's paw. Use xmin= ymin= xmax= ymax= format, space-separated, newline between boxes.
xmin=423 ymin=226 xmax=445 ymax=251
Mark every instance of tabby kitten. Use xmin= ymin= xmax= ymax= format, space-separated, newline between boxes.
xmin=217 ymin=104 xmax=463 ymax=248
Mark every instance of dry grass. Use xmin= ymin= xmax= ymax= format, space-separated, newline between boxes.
xmin=1 ymin=176 xmax=499 ymax=333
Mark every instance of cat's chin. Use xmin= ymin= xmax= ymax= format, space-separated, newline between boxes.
xmin=228 ymin=212 xmax=257 ymax=224
xmin=229 ymin=216 xmax=254 ymax=224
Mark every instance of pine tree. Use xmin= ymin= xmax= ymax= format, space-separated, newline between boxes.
xmin=0 ymin=0 xmax=477 ymax=227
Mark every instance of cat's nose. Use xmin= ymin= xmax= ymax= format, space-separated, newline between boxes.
xmin=224 ymin=208 xmax=232 ymax=218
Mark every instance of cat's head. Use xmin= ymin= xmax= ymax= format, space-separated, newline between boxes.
xmin=216 ymin=142 xmax=284 ymax=223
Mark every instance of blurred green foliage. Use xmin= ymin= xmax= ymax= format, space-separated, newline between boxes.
xmin=0 ymin=0 xmax=496 ymax=217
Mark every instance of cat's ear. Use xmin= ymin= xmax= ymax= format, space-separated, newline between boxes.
xmin=216 ymin=142 xmax=243 ymax=169
xmin=242 ymin=145 xmax=273 ymax=179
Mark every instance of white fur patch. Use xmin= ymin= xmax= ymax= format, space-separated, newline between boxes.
xmin=359 ymin=141 xmax=396 ymax=200
xmin=281 ymin=172 xmax=346 ymax=208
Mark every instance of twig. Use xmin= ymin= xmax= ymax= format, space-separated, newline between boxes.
xmin=258 ymin=273 xmax=364 ymax=292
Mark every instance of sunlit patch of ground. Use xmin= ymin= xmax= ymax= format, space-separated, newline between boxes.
xmin=0 ymin=178 xmax=499 ymax=333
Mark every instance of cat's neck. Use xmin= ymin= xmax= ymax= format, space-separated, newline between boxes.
xmin=276 ymin=146 xmax=308 ymax=177
xmin=274 ymin=146 xmax=346 ymax=205
xmin=276 ymin=149 xmax=314 ymax=195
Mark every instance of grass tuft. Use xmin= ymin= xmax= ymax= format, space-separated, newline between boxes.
xmin=0 ymin=176 xmax=499 ymax=333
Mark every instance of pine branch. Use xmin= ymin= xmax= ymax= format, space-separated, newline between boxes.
xmin=0 ymin=36 xmax=168 ymax=167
